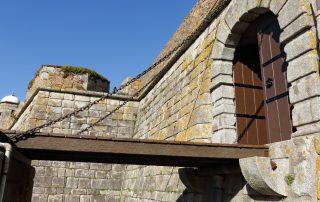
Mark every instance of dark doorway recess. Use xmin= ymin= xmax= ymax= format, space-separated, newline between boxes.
xmin=233 ymin=12 xmax=293 ymax=145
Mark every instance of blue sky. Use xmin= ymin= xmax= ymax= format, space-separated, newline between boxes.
xmin=0 ymin=0 xmax=196 ymax=100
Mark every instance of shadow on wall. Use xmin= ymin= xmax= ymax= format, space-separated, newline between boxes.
xmin=3 ymin=151 xmax=35 ymax=202
xmin=175 ymin=167 xmax=283 ymax=202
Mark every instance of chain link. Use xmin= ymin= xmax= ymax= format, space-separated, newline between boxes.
xmin=12 ymin=0 xmax=227 ymax=142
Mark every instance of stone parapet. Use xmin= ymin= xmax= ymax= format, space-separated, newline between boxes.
xmin=11 ymin=89 xmax=139 ymax=138
xmin=26 ymin=65 xmax=110 ymax=100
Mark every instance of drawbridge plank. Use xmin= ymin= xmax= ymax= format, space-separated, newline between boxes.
xmin=1 ymin=130 xmax=268 ymax=167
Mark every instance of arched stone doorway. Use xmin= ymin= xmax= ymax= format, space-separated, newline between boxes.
xmin=234 ymin=12 xmax=293 ymax=145
xmin=210 ymin=0 xmax=317 ymax=145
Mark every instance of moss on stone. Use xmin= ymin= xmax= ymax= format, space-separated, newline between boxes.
xmin=284 ymin=174 xmax=295 ymax=186
xmin=27 ymin=69 xmax=42 ymax=90
xmin=61 ymin=65 xmax=107 ymax=81
xmin=92 ymin=190 xmax=102 ymax=196
xmin=10 ymin=113 xmax=17 ymax=120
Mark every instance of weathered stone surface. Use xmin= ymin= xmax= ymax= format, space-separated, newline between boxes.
xmin=66 ymin=177 xmax=78 ymax=188
xmin=269 ymin=0 xmax=287 ymax=15
xmin=284 ymin=30 xmax=317 ymax=62
xmin=317 ymin=15 xmax=320 ymax=40
xmin=48 ymin=195 xmax=63 ymax=202
xmin=62 ymin=100 xmax=74 ymax=108
xmin=314 ymin=136 xmax=320 ymax=155
xmin=213 ymin=128 xmax=237 ymax=144
xmin=289 ymin=73 xmax=320 ymax=104
xmin=280 ymin=13 xmax=314 ymax=43
xmin=90 ymin=163 xmax=112 ymax=170
xmin=64 ymin=195 xmax=80 ymax=202
xmin=240 ymin=157 xmax=289 ymax=196
xmin=211 ymin=74 xmax=233 ymax=89
xmin=35 ymin=97 xmax=49 ymax=105
xmin=50 ymin=92 xmax=64 ymax=100
xmin=91 ymin=179 xmax=122 ymax=190
xmin=278 ymin=0 xmax=312 ymax=29
xmin=90 ymin=103 xmax=105 ymax=111
xmin=34 ymin=176 xmax=53 ymax=187
xmin=80 ymin=195 xmax=90 ymax=202
xmin=212 ymin=114 xmax=236 ymax=132
xmin=70 ymin=162 xmax=90 ymax=169
xmin=75 ymin=169 xmax=91 ymax=178
xmin=75 ymin=95 xmax=90 ymax=102
xmin=292 ymin=97 xmax=320 ymax=127
xmin=291 ymin=136 xmax=317 ymax=201
xmin=247 ymin=0 xmax=270 ymax=14
xmin=63 ymin=93 xmax=74 ymax=100
xmin=269 ymin=140 xmax=294 ymax=159
xmin=74 ymin=101 xmax=89 ymax=108
xmin=90 ymin=195 xmax=105 ymax=202
xmin=211 ymin=60 xmax=233 ymax=79
xmin=225 ymin=3 xmax=250 ymax=34
xmin=47 ymin=106 xmax=62 ymax=114
xmin=48 ymin=99 xmax=62 ymax=107
xmin=211 ymin=85 xmax=235 ymax=103
xmin=211 ymin=41 xmax=235 ymax=61
xmin=287 ymin=50 xmax=319 ymax=83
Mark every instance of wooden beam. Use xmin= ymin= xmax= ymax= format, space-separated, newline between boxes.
xmin=1 ymin=131 xmax=269 ymax=167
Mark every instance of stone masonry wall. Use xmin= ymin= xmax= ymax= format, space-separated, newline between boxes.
xmin=31 ymin=161 xmax=125 ymax=202
xmin=12 ymin=90 xmax=138 ymax=137
xmin=120 ymin=10 xmax=219 ymax=201
xmin=0 ymin=102 xmax=19 ymax=129
xmin=9 ymin=89 xmax=139 ymax=201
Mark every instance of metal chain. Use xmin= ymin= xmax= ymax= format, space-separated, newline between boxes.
xmin=78 ymin=0 xmax=228 ymax=136
xmin=77 ymin=88 xmax=144 ymax=135
xmin=13 ymin=40 xmax=184 ymax=141
xmin=13 ymin=0 xmax=227 ymax=141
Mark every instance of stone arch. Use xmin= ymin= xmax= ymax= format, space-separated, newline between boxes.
xmin=210 ymin=0 xmax=319 ymax=144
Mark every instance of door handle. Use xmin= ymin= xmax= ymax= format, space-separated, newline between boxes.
xmin=266 ymin=77 xmax=273 ymax=88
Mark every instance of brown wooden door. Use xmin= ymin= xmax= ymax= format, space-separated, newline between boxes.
xmin=234 ymin=46 xmax=268 ymax=145
xmin=257 ymin=14 xmax=292 ymax=143
xmin=234 ymin=12 xmax=292 ymax=145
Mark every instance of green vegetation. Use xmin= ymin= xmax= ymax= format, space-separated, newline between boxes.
xmin=92 ymin=190 xmax=102 ymax=196
xmin=10 ymin=112 xmax=17 ymax=120
xmin=27 ymin=68 xmax=42 ymax=90
xmin=284 ymin=174 xmax=295 ymax=186
xmin=61 ymin=65 xmax=107 ymax=81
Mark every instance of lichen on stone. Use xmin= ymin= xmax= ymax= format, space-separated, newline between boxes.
xmin=284 ymin=174 xmax=295 ymax=186
xmin=61 ymin=65 xmax=107 ymax=81
xmin=27 ymin=68 xmax=42 ymax=90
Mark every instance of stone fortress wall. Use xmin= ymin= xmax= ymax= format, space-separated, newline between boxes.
xmin=1 ymin=0 xmax=320 ymax=201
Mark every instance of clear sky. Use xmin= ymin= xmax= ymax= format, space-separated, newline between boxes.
xmin=0 ymin=0 xmax=196 ymax=101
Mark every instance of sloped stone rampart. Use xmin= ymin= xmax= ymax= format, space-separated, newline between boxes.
xmin=117 ymin=12 xmax=219 ymax=201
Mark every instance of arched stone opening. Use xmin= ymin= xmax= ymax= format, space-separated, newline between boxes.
xmin=210 ymin=0 xmax=318 ymax=144
xmin=234 ymin=12 xmax=293 ymax=145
